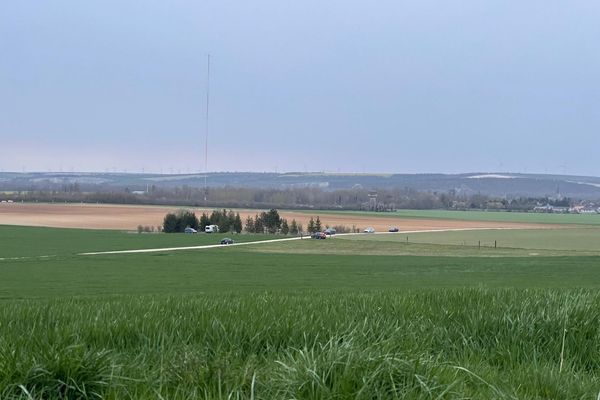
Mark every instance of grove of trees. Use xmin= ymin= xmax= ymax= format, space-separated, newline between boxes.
xmin=162 ymin=209 xmax=242 ymax=233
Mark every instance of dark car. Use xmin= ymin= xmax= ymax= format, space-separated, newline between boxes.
xmin=220 ymin=238 xmax=234 ymax=245
xmin=311 ymin=232 xmax=327 ymax=239
xmin=388 ymin=227 xmax=399 ymax=232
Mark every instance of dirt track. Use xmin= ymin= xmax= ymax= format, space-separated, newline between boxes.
xmin=0 ymin=203 xmax=554 ymax=232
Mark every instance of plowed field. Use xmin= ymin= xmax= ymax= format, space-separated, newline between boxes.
xmin=0 ymin=203 xmax=554 ymax=232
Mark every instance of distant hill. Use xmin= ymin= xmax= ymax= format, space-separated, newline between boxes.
xmin=2 ymin=171 xmax=600 ymax=199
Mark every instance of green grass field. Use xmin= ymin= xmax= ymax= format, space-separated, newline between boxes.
xmin=339 ymin=227 xmax=600 ymax=252
xmin=1 ymin=225 xmax=599 ymax=399
xmin=297 ymin=209 xmax=600 ymax=225
xmin=0 ymin=225 xmax=275 ymax=258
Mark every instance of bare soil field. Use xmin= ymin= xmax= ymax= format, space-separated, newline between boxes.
xmin=0 ymin=203 xmax=555 ymax=232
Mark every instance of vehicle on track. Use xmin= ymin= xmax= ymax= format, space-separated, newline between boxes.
xmin=184 ymin=227 xmax=197 ymax=234
xmin=311 ymin=232 xmax=327 ymax=239
xmin=324 ymin=228 xmax=336 ymax=235
xmin=363 ymin=227 xmax=375 ymax=233
xmin=220 ymin=238 xmax=234 ymax=245
xmin=388 ymin=227 xmax=399 ymax=232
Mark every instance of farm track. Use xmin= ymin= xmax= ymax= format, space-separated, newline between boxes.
xmin=80 ymin=228 xmax=520 ymax=256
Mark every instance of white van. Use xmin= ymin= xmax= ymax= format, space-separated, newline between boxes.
xmin=205 ymin=224 xmax=219 ymax=233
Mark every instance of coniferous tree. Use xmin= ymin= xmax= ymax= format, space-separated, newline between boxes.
xmin=281 ymin=218 xmax=289 ymax=235
xmin=254 ymin=214 xmax=264 ymax=234
xmin=289 ymin=219 xmax=298 ymax=235
xmin=233 ymin=213 xmax=243 ymax=233
xmin=264 ymin=209 xmax=281 ymax=233
xmin=163 ymin=213 xmax=178 ymax=233
xmin=199 ymin=213 xmax=210 ymax=231
xmin=245 ymin=216 xmax=255 ymax=233
xmin=308 ymin=217 xmax=315 ymax=233
xmin=177 ymin=210 xmax=199 ymax=230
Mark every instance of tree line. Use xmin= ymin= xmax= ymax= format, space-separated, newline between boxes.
xmin=1 ymin=186 xmax=580 ymax=212
xmin=163 ymin=209 xmax=243 ymax=233
xmin=162 ymin=208 xmax=344 ymax=235
xmin=242 ymin=209 xmax=304 ymax=235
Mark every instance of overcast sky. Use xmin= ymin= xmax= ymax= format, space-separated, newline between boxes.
xmin=2 ymin=1 xmax=599 ymax=176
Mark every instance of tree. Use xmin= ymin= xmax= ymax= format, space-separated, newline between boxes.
xmin=254 ymin=214 xmax=264 ymax=234
xmin=228 ymin=210 xmax=237 ymax=232
xmin=307 ymin=217 xmax=315 ymax=233
xmin=199 ymin=213 xmax=210 ymax=231
xmin=281 ymin=218 xmax=289 ymax=235
xmin=263 ymin=209 xmax=281 ymax=234
xmin=163 ymin=213 xmax=178 ymax=233
xmin=177 ymin=210 xmax=199 ymax=230
xmin=245 ymin=216 xmax=255 ymax=233
xmin=315 ymin=216 xmax=322 ymax=232
xmin=233 ymin=213 xmax=243 ymax=233
xmin=289 ymin=219 xmax=298 ymax=235
xmin=219 ymin=210 xmax=231 ymax=233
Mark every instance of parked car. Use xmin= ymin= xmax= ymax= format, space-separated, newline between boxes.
xmin=184 ymin=227 xmax=197 ymax=234
xmin=363 ymin=227 xmax=375 ymax=233
xmin=324 ymin=228 xmax=336 ymax=235
xmin=220 ymin=238 xmax=234 ymax=245
xmin=311 ymin=232 xmax=327 ymax=239
xmin=388 ymin=227 xmax=399 ymax=232
xmin=205 ymin=224 xmax=219 ymax=233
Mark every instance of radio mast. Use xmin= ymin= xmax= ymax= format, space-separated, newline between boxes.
xmin=204 ymin=54 xmax=210 ymax=204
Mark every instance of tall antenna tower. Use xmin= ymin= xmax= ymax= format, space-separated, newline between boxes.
xmin=204 ymin=54 xmax=210 ymax=204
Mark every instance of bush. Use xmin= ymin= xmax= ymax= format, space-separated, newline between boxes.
xmin=163 ymin=213 xmax=178 ymax=233
xmin=332 ymin=225 xmax=351 ymax=234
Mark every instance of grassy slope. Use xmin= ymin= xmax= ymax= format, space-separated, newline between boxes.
xmin=1 ymin=290 xmax=599 ymax=399
xmin=248 ymin=235 xmax=600 ymax=257
xmin=1 ymin=226 xmax=600 ymax=398
xmin=339 ymin=227 xmax=600 ymax=252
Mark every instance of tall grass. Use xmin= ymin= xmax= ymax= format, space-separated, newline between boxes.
xmin=0 ymin=289 xmax=598 ymax=399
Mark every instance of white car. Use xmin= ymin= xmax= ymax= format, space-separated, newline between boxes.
xmin=184 ymin=227 xmax=197 ymax=234
xmin=363 ymin=227 xmax=375 ymax=233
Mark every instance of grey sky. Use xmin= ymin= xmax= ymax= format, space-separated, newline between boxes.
xmin=2 ymin=1 xmax=599 ymax=175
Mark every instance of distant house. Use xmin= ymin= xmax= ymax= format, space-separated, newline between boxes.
xmin=533 ymin=205 xmax=569 ymax=213
xmin=533 ymin=205 xmax=552 ymax=213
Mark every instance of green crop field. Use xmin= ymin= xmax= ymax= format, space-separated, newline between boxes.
xmin=389 ymin=209 xmax=600 ymax=225
xmin=0 ymin=225 xmax=275 ymax=258
xmin=297 ymin=209 xmax=600 ymax=225
xmin=1 ymin=225 xmax=599 ymax=399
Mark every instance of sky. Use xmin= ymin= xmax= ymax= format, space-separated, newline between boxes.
xmin=1 ymin=1 xmax=599 ymax=176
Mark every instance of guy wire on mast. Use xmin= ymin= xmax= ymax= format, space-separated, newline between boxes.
xmin=204 ymin=54 xmax=210 ymax=204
